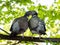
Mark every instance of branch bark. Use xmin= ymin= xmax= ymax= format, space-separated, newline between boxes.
xmin=0 ymin=34 xmax=60 ymax=42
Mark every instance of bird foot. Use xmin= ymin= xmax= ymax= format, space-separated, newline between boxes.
xmin=39 ymin=37 xmax=43 ymax=41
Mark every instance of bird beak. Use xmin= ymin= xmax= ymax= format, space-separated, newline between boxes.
xmin=27 ymin=15 xmax=32 ymax=20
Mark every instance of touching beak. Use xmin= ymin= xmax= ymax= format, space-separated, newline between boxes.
xmin=27 ymin=15 xmax=32 ymax=20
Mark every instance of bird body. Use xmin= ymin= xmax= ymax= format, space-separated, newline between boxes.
xmin=9 ymin=11 xmax=32 ymax=45
xmin=10 ymin=11 xmax=32 ymax=36
xmin=10 ymin=16 xmax=28 ymax=36
xmin=28 ymin=11 xmax=46 ymax=36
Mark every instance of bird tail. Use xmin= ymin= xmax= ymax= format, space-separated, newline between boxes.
xmin=10 ymin=32 xmax=17 ymax=37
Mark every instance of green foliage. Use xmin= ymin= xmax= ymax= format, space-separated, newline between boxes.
xmin=0 ymin=0 xmax=60 ymax=45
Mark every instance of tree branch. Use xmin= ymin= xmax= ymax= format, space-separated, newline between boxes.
xmin=0 ymin=28 xmax=10 ymax=34
xmin=0 ymin=34 xmax=60 ymax=42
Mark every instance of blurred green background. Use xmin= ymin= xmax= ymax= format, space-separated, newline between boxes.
xmin=0 ymin=0 xmax=60 ymax=45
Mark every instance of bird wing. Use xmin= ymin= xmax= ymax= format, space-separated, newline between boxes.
xmin=10 ymin=18 xmax=19 ymax=31
xmin=36 ymin=18 xmax=46 ymax=34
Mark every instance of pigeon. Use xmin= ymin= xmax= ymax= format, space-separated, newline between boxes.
xmin=10 ymin=11 xmax=32 ymax=37
xmin=28 ymin=11 xmax=46 ymax=38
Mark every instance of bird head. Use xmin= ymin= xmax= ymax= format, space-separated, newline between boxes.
xmin=24 ymin=11 xmax=32 ymax=20
xmin=24 ymin=11 xmax=38 ymax=20
xmin=24 ymin=11 xmax=32 ymax=17
xmin=31 ymin=11 xmax=38 ymax=16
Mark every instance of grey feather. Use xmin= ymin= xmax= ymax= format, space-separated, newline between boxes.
xmin=12 ymin=21 xmax=20 ymax=33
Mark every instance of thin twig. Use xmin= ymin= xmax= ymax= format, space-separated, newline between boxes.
xmin=0 ymin=28 xmax=10 ymax=34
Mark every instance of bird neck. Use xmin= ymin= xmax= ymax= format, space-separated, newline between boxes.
xmin=32 ymin=15 xmax=37 ymax=17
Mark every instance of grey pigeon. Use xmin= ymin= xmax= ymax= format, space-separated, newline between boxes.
xmin=10 ymin=11 xmax=31 ymax=36
xmin=28 ymin=11 xmax=46 ymax=38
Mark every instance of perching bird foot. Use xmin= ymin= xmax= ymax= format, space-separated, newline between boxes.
xmin=39 ymin=35 xmax=43 ymax=40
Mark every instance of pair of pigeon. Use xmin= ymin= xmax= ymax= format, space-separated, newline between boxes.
xmin=10 ymin=11 xmax=46 ymax=37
